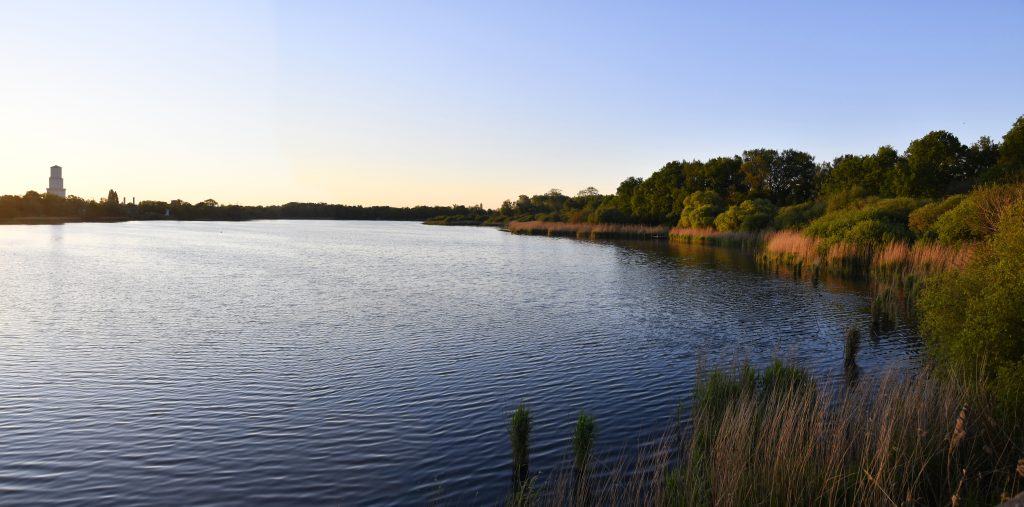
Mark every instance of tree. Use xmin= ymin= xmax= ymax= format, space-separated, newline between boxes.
xmin=870 ymin=145 xmax=902 ymax=196
xmin=965 ymin=136 xmax=1000 ymax=182
xmin=699 ymin=156 xmax=745 ymax=202
xmin=612 ymin=176 xmax=643 ymax=220
xmin=771 ymin=149 xmax=818 ymax=205
xmin=631 ymin=162 xmax=685 ymax=224
xmin=740 ymin=149 xmax=776 ymax=199
xmin=992 ymin=115 xmax=1024 ymax=182
xmin=740 ymin=149 xmax=817 ymax=204
xmin=576 ymin=186 xmax=600 ymax=198
xmin=822 ymin=154 xmax=866 ymax=195
xmin=894 ymin=131 xmax=966 ymax=197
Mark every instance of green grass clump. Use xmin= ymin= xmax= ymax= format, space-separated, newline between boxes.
xmin=571 ymin=411 xmax=596 ymax=472
xmin=509 ymin=403 xmax=533 ymax=484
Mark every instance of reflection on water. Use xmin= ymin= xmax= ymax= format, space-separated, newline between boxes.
xmin=0 ymin=221 xmax=920 ymax=506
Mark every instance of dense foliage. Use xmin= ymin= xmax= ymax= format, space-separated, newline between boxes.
xmin=918 ymin=200 xmax=1024 ymax=417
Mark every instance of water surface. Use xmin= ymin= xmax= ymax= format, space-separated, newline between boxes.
xmin=0 ymin=221 xmax=919 ymax=505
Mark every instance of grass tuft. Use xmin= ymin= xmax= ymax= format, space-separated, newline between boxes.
xmin=509 ymin=403 xmax=532 ymax=485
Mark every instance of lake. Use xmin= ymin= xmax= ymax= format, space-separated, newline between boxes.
xmin=0 ymin=221 xmax=920 ymax=505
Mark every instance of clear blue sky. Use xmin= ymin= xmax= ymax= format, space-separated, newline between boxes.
xmin=2 ymin=0 xmax=1022 ymax=206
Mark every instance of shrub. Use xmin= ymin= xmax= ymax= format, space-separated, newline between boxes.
xmin=803 ymin=197 xmax=920 ymax=247
xmin=772 ymin=200 xmax=825 ymax=230
xmin=908 ymin=194 xmax=964 ymax=239
xmin=714 ymin=199 xmax=777 ymax=232
xmin=592 ymin=205 xmax=629 ymax=224
xmin=918 ymin=200 xmax=1024 ymax=415
xmin=676 ymin=190 xmax=725 ymax=228
xmin=931 ymin=197 xmax=987 ymax=244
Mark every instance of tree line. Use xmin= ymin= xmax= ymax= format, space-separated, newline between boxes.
xmin=0 ymin=191 xmax=486 ymax=223
xmin=489 ymin=115 xmax=1024 ymax=227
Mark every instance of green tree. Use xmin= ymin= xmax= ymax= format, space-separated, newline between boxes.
xmin=740 ymin=149 xmax=776 ymax=199
xmin=631 ymin=162 xmax=685 ymax=224
xmin=991 ymin=115 xmax=1024 ymax=182
xmin=894 ymin=131 xmax=966 ymax=197
xmin=965 ymin=136 xmax=1000 ymax=182
xmin=771 ymin=149 xmax=818 ymax=205
xmin=702 ymin=156 xmax=746 ymax=202
xmin=740 ymin=149 xmax=817 ymax=204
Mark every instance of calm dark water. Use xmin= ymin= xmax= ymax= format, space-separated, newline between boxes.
xmin=0 ymin=221 xmax=919 ymax=505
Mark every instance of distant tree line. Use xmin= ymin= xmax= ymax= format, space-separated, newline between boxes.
xmin=0 ymin=190 xmax=486 ymax=223
xmin=484 ymin=115 xmax=1024 ymax=227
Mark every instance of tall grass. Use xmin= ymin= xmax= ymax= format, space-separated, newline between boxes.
xmin=516 ymin=365 xmax=1024 ymax=506
xmin=572 ymin=412 xmax=597 ymax=472
xmin=510 ymin=403 xmax=533 ymax=486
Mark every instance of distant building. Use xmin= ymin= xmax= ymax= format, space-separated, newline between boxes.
xmin=47 ymin=165 xmax=65 ymax=198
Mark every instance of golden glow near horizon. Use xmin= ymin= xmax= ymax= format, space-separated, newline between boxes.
xmin=3 ymin=2 xmax=1022 ymax=208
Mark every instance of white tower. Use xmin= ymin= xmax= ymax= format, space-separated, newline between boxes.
xmin=47 ymin=165 xmax=65 ymax=198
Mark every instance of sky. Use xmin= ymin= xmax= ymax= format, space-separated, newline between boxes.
xmin=1 ymin=1 xmax=1023 ymax=207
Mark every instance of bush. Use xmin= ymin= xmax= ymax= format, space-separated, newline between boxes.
xmin=931 ymin=197 xmax=986 ymax=244
xmin=593 ymin=205 xmax=629 ymax=224
xmin=803 ymin=197 xmax=920 ymax=247
xmin=844 ymin=219 xmax=908 ymax=246
xmin=908 ymin=194 xmax=964 ymax=239
xmin=676 ymin=190 xmax=725 ymax=228
xmin=714 ymin=199 xmax=776 ymax=232
xmin=918 ymin=200 xmax=1024 ymax=415
xmin=929 ymin=183 xmax=1024 ymax=244
xmin=772 ymin=200 xmax=825 ymax=230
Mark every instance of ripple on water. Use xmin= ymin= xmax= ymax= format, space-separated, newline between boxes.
xmin=0 ymin=221 xmax=921 ymax=505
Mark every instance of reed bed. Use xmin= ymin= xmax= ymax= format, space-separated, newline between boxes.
xmin=761 ymin=231 xmax=975 ymax=279
xmin=513 ymin=367 xmax=1024 ymax=507
xmin=507 ymin=221 xmax=670 ymax=239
